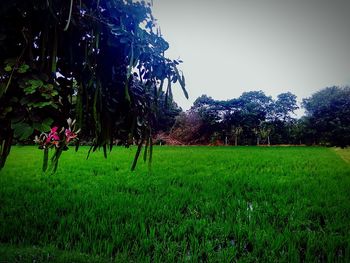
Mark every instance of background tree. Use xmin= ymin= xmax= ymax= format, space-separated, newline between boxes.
xmin=236 ymin=91 xmax=273 ymax=145
xmin=153 ymin=91 xmax=182 ymax=134
xmin=177 ymin=91 xmax=300 ymax=146
xmin=269 ymin=92 xmax=299 ymax=144
xmin=273 ymin=92 xmax=299 ymax=122
xmin=231 ymin=126 xmax=243 ymax=146
xmin=222 ymin=99 xmax=244 ymax=145
xmin=258 ymin=122 xmax=272 ymax=146
xmin=289 ymin=117 xmax=310 ymax=145
xmin=302 ymin=86 xmax=350 ymax=147
xmin=190 ymin=95 xmax=224 ymax=142
xmin=0 ymin=0 xmax=187 ymax=170
xmin=170 ymin=111 xmax=203 ymax=144
xmin=168 ymin=87 xmax=349 ymax=148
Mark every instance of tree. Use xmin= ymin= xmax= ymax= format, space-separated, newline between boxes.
xmin=273 ymin=92 xmax=299 ymax=122
xmin=0 ymin=0 xmax=187 ymax=171
xmin=189 ymin=95 xmax=225 ymax=144
xmin=231 ymin=126 xmax=243 ymax=146
xmin=192 ymin=95 xmax=223 ymax=126
xmin=237 ymin=91 xmax=273 ymax=145
xmin=302 ymin=86 xmax=350 ymax=147
xmin=221 ymin=99 xmax=243 ymax=145
xmin=258 ymin=122 xmax=272 ymax=146
xmin=153 ymin=91 xmax=182 ymax=134
xmin=170 ymin=111 xmax=204 ymax=144
xmin=289 ymin=117 xmax=310 ymax=145
xmin=268 ymin=92 xmax=298 ymax=144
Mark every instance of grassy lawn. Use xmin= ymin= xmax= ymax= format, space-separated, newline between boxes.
xmin=0 ymin=146 xmax=350 ymax=262
xmin=334 ymin=147 xmax=350 ymax=164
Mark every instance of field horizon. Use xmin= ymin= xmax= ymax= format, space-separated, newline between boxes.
xmin=1 ymin=146 xmax=349 ymax=262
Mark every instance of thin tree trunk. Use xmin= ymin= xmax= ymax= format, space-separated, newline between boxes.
xmin=0 ymin=122 xmax=13 ymax=170
xmin=235 ymin=136 xmax=238 ymax=146
xmin=267 ymin=135 xmax=270 ymax=146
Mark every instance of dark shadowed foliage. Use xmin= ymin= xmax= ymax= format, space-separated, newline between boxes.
xmin=302 ymin=86 xmax=350 ymax=147
xmin=0 ymin=0 xmax=187 ymax=170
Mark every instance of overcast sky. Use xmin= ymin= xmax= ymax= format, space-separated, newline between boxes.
xmin=152 ymin=0 xmax=350 ymax=115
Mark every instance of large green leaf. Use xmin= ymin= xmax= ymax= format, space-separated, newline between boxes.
xmin=33 ymin=118 xmax=54 ymax=132
xmin=11 ymin=122 xmax=34 ymax=140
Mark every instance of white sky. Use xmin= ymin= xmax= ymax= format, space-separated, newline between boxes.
xmin=152 ymin=0 xmax=350 ymax=115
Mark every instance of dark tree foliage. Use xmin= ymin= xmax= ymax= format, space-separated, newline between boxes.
xmin=273 ymin=92 xmax=298 ymax=122
xmin=234 ymin=91 xmax=273 ymax=145
xmin=173 ymin=91 xmax=299 ymax=145
xmin=191 ymin=95 xmax=224 ymax=139
xmin=180 ymin=87 xmax=349 ymax=147
xmin=0 ymin=0 xmax=187 ymax=170
xmin=170 ymin=111 xmax=204 ymax=144
xmin=302 ymin=86 xmax=350 ymax=147
xmin=153 ymin=91 xmax=182 ymax=134
xmin=267 ymin=92 xmax=299 ymax=144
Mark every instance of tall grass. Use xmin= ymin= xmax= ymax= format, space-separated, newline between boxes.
xmin=1 ymin=146 xmax=350 ymax=262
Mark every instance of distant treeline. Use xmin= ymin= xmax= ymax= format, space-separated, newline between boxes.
xmin=154 ymin=86 xmax=350 ymax=147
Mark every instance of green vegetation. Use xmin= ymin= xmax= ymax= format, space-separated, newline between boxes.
xmin=172 ymin=86 xmax=350 ymax=147
xmin=1 ymin=146 xmax=350 ymax=262
xmin=334 ymin=148 xmax=350 ymax=164
xmin=0 ymin=0 xmax=187 ymax=171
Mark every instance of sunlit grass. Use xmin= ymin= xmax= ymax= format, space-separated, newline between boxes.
xmin=1 ymin=146 xmax=350 ymax=262
xmin=334 ymin=147 xmax=350 ymax=164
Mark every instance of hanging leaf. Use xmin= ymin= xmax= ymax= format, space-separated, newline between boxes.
xmin=148 ymin=136 xmax=153 ymax=170
xmin=51 ymin=148 xmax=63 ymax=173
xmin=143 ymin=133 xmax=150 ymax=162
xmin=131 ymin=140 xmax=143 ymax=171
xmin=11 ymin=122 xmax=34 ymax=140
xmin=174 ymin=67 xmax=188 ymax=99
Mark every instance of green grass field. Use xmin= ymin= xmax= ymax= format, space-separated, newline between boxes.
xmin=1 ymin=146 xmax=350 ymax=262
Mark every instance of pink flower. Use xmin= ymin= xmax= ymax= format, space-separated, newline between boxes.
xmin=46 ymin=126 xmax=60 ymax=144
xmin=65 ymin=129 xmax=78 ymax=143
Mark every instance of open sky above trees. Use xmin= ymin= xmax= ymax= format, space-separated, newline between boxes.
xmin=152 ymin=0 xmax=350 ymax=114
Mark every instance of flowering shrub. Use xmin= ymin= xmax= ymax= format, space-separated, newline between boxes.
xmin=34 ymin=118 xmax=80 ymax=172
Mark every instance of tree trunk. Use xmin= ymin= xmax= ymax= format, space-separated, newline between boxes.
xmin=235 ymin=136 xmax=238 ymax=146
xmin=257 ymin=137 xmax=260 ymax=146
xmin=0 ymin=123 xmax=13 ymax=170
xmin=267 ymin=135 xmax=270 ymax=146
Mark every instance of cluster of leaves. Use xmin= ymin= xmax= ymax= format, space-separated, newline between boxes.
xmin=170 ymin=91 xmax=300 ymax=145
xmin=0 ymin=0 xmax=187 ymax=170
xmin=0 ymin=58 xmax=59 ymax=168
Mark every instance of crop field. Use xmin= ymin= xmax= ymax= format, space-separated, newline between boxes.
xmin=0 ymin=146 xmax=350 ymax=262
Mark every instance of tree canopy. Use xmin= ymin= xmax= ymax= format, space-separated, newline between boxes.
xmin=169 ymin=90 xmax=299 ymax=146
xmin=169 ymin=87 xmax=349 ymax=147
xmin=0 ymin=0 xmax=187 ymax=171
xmin=302 ymin=86 xmax=350 ymax=147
